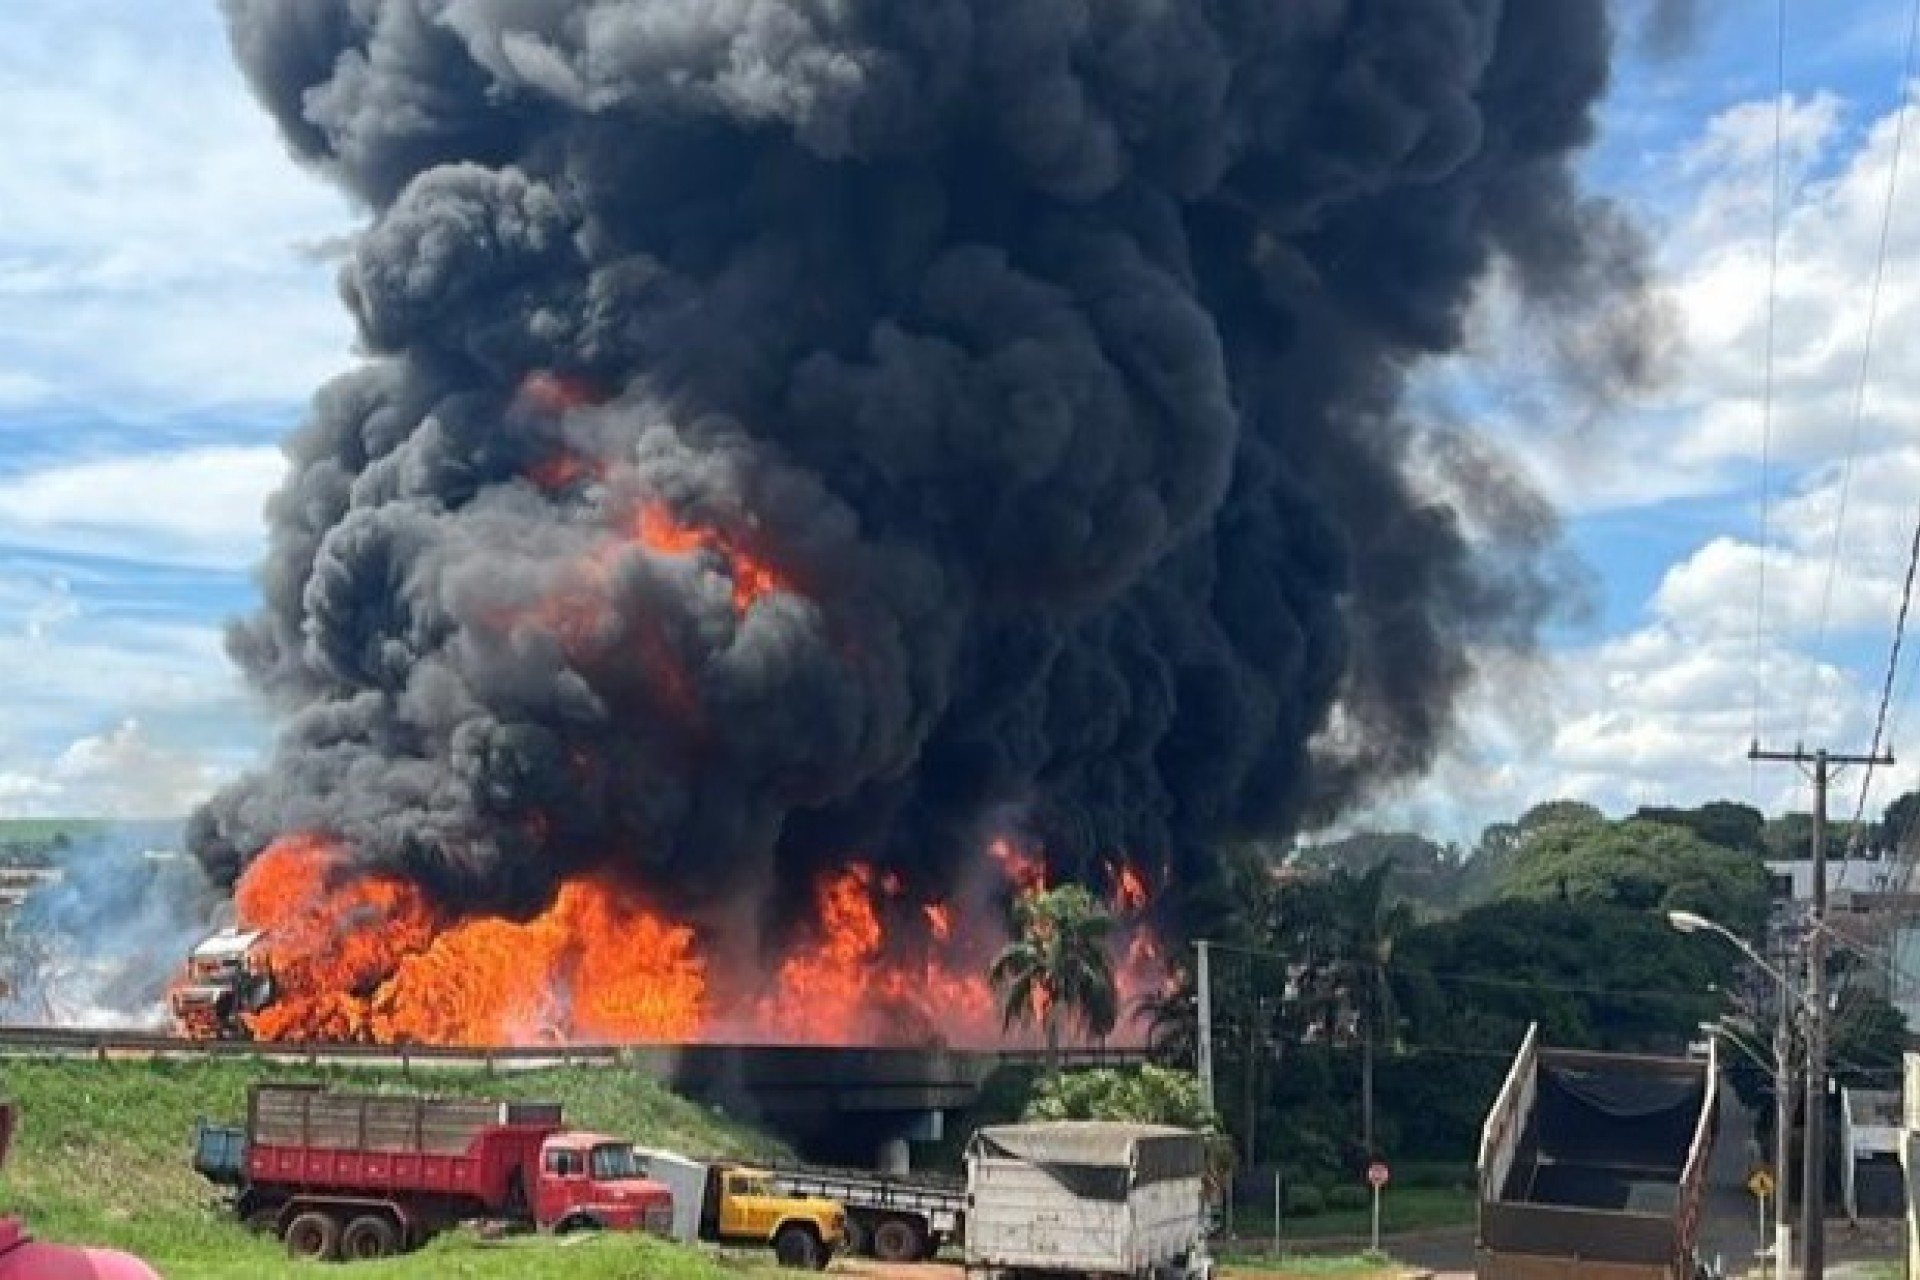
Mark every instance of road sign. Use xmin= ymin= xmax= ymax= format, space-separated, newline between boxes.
xmin=1748 ymin=1168 xmax=1775 ymax=1199
xmin=1367 ymin=1162 xmax=1390 ymax=1189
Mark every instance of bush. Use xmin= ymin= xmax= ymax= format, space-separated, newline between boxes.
xmin=1284 ymin=1185 xmax=1326 ymax=1217
xmin=1325 ymin=1185 xmax=1369 ymax=1211
xmin=1392 ymin=1160 xmax=1475 ymax=1190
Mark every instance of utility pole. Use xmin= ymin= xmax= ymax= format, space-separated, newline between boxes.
xmin=1196 ymin=939 xmax=1215 ymax=1116
xmin=1771 ymin=941 xmax=1793 ymax=1280
xmin=1749 ymin=743 xmax=1892 ymax=1279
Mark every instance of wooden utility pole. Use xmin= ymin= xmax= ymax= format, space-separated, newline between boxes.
xmin=1196 ymin=939 xmax=1215 ymax=1116
xmin=1749 ymin=743 xmax=1893 ymax=1279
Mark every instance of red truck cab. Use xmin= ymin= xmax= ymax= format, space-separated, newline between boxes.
xmin=0 ymin=1102 xmax=162 ymax=1280
xmin=533 ymin=1133 xmax=674 ymax=1234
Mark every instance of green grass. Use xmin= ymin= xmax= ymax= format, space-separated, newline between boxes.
xmin=0 ymin=1058 xmax=790 ymax=1276
xmin=1222 ymin=1187 xmax=1475 ymax=1244
xmin=124 ymin=1231 xmax=778 ymax=1280
xmin=0 ymin=818 xmax=104 ymax=838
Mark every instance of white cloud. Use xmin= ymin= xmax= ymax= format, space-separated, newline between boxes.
xmin=1383 ymin=83 xmax=1920 ymax=838
xmin=0 ymin=446 xmax=284 ymax=570
xmin=0 ymin=1 xmax=356 ymax=416
xmin=46 ymin=719 xmax=228 ymax=820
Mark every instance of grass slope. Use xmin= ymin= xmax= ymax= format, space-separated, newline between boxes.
xmin=0 ymin=1058 xmax=789 ymax=1278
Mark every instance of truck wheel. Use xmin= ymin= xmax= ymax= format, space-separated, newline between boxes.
xmin=843 ymin=1215 xmax=872 ymax=1257
xmin=284 ymin=1211 xmax=341 ymax=1261
xmin=772 ymin=1223 xmax=823 ymax=1270
xmin=872 ymin=1217 xmax=925 ymax=1263
xmin=341 ymin=1215 xmax=399 ymax=1260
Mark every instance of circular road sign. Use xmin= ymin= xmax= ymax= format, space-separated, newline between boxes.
xmin=1367 ymin=1162 xmax=1390 ymax=1189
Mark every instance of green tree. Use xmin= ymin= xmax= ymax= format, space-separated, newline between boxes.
xmin=1829 ymin=990 xmax=1909 ymax=1089
xmin=1290 ymin=862 xmax=1414 ymax=1158
xmin=1498 ymin=818 xmax=1771 ymax=935
xmin=1148 ymin=843 xmax=1296 ymax=1166
xmin=1880 ymin=791 xmax=1920 ymax=856
xmin=1025 ymin=1065 xmax=1219 ymax=1131
xmin=1631 ymin=801 xmax=1766 ymax=855
xmin=1517 ymin=799 xmax=1605 ymax=832
xmin=991 ymin=885 xmax=1119 ymax=1073
xmin=1396 ymin=897 xmax=1731 ymax=1054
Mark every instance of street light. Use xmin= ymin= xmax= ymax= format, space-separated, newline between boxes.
xmin=1668 ymin=910 xmax=1795 ymax=989
xmin=1668 ymin=909 xmax=1798 ymax=1280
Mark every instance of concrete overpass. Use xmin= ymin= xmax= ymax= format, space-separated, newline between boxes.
xmin=630 ymin=1043 xmax=1150 ymax=1167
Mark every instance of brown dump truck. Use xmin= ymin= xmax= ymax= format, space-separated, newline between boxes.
xmin=1477 ymin=1023 xmax=1718 ymax=1280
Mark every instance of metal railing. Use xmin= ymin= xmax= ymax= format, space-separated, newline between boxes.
xmin=0 ymin=1024 xmax=1152 ymax=1073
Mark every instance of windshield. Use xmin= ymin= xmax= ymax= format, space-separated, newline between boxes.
xmin=590 ymin=1143 xmax=643 ymax=1181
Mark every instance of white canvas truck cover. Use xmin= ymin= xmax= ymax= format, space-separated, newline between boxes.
xmin=634 ymin=1147 xmax=707 ymax=1244
xmin=965 ymin=1121 xmax=1207 ymax=1276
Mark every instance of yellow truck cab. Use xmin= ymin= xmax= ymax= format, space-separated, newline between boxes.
xmin=638 ymin=1149 xmax=847 ymax=1270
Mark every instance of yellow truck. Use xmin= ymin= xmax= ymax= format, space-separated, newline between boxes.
xmin=636 ymin=1149 xmax=846 ymax=1269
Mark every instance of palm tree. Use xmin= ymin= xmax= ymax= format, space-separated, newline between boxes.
xmin=1330 ymin=862 xmax=1415 ymax=1157
xmin=990 ymin=885 xmax=1119 ymax=1073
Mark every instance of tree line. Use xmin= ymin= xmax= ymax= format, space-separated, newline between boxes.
xmin=988 ymin=795 xmax=1913 ymax=1192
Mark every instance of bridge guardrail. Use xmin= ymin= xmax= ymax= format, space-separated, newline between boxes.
xmin=0 ymin=1025 xmax=1152 ymax=1073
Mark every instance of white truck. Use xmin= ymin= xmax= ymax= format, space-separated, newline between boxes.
xmin=963 ymin=1121 xmax=1213 ymax=1280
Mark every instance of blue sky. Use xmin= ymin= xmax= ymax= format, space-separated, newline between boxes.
xmin=0 ymin=2 xmax=1916 ymax=838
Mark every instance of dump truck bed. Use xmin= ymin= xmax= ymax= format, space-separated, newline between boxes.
xmin=1477 ymin=1025 xmax=1716 ymax=1280
xmin=234 ymin=1084 xmax=563 ymax=1209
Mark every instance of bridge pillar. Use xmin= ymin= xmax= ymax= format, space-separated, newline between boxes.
xmin=876 ymin=1109 xmax=944 ymax=1173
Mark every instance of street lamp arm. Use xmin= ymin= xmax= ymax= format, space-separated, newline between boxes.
xmin=1665 ymin=910 xmax=1810 ymax=1012
xmin=1699 ymin=1019 xmax=1783 ymax=1077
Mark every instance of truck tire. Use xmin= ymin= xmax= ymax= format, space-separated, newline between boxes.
xmin=872 ymin=1217 xmax=926 ymax=1263
xmin=843 ymin=1214 xmax=872 ymax=1257
xmin=772 ymin=1223 xmax=824 ymax=1270
xmin=341 ymin=1215 xmax=400 ymax=1260
xmin=284 ymin=1211 xmax=341 ymax=1261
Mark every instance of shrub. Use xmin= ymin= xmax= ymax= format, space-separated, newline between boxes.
xmin=1326 ymin=1185 xmax=1369 ymax=1211
xmin=1393 ymin=1160 xmax=1475 ymax=1190
xmin=1284 ymin=1185 xmax=1326 ymax=1217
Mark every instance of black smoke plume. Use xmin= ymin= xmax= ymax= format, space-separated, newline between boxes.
xmin=195 ymin=0 xmax=1656 ymax=950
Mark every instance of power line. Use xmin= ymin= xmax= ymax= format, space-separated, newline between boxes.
xmin=1751 ymin=0 xmax=1789 ymax=804
xmin=1798 ymin=0 xmax=1920 ymax=742
xmin=1845 ymin=509 xmax=1920 ymax=846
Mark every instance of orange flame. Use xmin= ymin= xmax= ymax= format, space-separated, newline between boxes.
xmin=632 ymin=503 xmax=790 ymax=615
xmin=209 ymin=832 xmax=1158 ymax=1050
xmin=230 ymin=835 xmax=703 ymax=1045
xmin=528 ymin=452 xmax=607 ymax=492
xmin=1110 ymin=860 xmax=1149 ymax=914
xmin=516 ymin=370 xmax=603 ymax=415
xmin=988 ymin=837 xmax=1047 ymax=895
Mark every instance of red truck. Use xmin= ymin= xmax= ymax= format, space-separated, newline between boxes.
xmin=194 ymin=1084 xmax=674 ymax=1261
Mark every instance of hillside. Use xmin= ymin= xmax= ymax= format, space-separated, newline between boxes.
xmin=0 ymin=1057 xmax=789 ymax=1278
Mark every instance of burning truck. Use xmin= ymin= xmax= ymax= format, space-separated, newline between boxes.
xmin=169 ymin=928 xmax=276 ymax=1040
